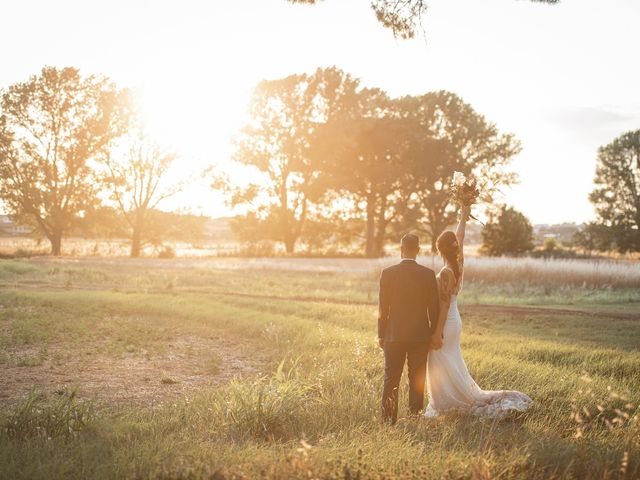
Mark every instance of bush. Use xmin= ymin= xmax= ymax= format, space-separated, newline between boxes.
xmin=157 ymin=245 xmax=176 ymax=259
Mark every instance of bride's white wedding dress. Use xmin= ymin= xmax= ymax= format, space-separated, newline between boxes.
xmin=424 ymin=269 xmax=532 ymax=419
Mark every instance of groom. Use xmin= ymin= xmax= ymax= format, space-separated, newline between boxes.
xmin=378 ymin=234 xmax=441 ymax=424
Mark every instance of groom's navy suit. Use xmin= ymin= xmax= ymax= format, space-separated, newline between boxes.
xmin=379 ymin=258 xmax=440 ymax=423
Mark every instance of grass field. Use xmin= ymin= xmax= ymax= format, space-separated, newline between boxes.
xmin=0 ymin=257 xmax=638 ymax=479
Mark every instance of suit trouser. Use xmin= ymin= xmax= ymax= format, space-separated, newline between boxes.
xmin=381 ymin=341 xmax=429 ymax=424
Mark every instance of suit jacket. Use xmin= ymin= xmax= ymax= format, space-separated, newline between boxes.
xmin=378 ymin=259 xmax=440 ymax=343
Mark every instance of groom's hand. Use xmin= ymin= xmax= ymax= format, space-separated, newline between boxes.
xmin=430 ymin=337 xmax=443 ymax=350
xmin=378 ymin=338 xmax=384 ymax=349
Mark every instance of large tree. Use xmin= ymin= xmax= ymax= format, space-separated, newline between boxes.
xmin=101 ymin=126 xmax=181 ymax=257
xmin=588 ymin=130 xmax=640 ymax=252
xmin=287 ymin=0 xmax=559 ymax=39
xmin=223 ymin=67 xmax=360 ymax=254
xmin=398 ymin=91 xmax=520 ymax=250
xmin=313 ymin=88 xmax=414 ymax=257
xmin=0 ymin=67 xmax=128 ymax=255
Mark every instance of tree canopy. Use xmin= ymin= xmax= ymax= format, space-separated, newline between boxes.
xmin=480 ymin=205 xmax=534 ymax=256
xmin=286 ymin=0 xmax=560 ymax=39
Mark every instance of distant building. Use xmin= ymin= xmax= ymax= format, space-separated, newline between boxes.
xmin=0 ymin=215 xmax=33 ymax=236
xmin=533 ymin=223 xmax=580 ymax=244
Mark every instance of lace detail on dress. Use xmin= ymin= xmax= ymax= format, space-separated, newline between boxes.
xmin=437 ymin=268 xmax=457 ymax=303
xmin=437 ymin=266 xmax=463 ymax=298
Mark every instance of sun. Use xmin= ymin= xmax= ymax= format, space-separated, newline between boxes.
xmin=137 ymin=65 xmax=251 ymax=162
xmin=130 ymin=57 xmax=259 ymax=216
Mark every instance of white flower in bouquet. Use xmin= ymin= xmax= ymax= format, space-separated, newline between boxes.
xmin=452 ymin=171 xmax=466 ymax=187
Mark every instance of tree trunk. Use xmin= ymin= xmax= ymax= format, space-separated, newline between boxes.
xmin=428 ymin=210 xmax=444 ymax=253
xmin=372 ymin=214 xmax=388 ymax=257
xmin=278 ymin=174 xmax=296 ymax=255
xmin=284 ymin=236 xmax=296 ymax=255
xmin=365 ymin=194 xmax=375 ymax=258
xmin=50 ymin=230 xmax=63 ymax=256
xmin=372 ymin=230 xmax=386 ymax=258
xmin=130 ymin=224 xmax=142 ymax=258
xmin=370 ymin=195 xmax=391 ymax=258
xmin=130 ymin=207 xmax=147 ymax=258
xmin=430 ymin=230 xmax=438 ymax=253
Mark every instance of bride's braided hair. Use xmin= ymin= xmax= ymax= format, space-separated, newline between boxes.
xmin=436 ymin=230 xmax=462 ymax=285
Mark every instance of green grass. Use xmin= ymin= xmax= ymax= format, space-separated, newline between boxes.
xmin=0 ymin=258 xmax=638 ymax=479
xmin=2 ymin=257 xmax=639 ymax=306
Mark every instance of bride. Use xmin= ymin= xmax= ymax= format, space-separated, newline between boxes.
xmin=424 ymin=205 xmax=533 ymax=419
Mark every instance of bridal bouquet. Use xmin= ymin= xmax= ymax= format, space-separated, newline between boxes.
xmin=451 ymin=171 xmax=483 ymax=223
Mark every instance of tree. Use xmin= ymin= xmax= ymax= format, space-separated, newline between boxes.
xmin=0 ymin=66 xmax=128 ymax=255
xmin=572 ymin=223 xmax=615 ymax=255
xmin=101 ymin=126 xmax=181 ymax=257
xmin=223 ymin=67 xmax=360 ymax=254
xmin=398 ymin=92 xmax=520 ymax=251
xmin=313 ymin=88 xmax=413 ymax=257
xmin=588 ymin=130 xmax=640 ymax=253
xmin=286 ymin=0 xmax=559 ymax=39
xmin=480 ymin=205 xmax=533 ymax=256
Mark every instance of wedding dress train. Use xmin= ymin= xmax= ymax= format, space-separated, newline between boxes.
xmin=424 ymin=294 xmax=532 ymax=419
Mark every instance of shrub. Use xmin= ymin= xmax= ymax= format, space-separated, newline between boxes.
xmin=212 ymin=361 xmax=318 ymax=440
xmin=157 ymin=245 xmax=176 ymax=259
xmin=3 ymin=390 xmax=94 ymax=440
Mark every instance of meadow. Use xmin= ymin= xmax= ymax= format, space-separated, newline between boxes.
xmin=0 ymin=255 xmax=638 ymax=479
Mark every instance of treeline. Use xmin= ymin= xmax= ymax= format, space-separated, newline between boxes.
xmin=217 ymin=66 xmax=639 ymax=256
xmin=215 ymin=67 xmax=521 ymax=257
xmin=1 ymin=66 xmax=637 ymax=257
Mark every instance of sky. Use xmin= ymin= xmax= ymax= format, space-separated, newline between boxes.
xmin=2 ymin=0 xmax=639 ymax=225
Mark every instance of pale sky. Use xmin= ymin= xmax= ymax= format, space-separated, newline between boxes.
xmin=2 ymin=0 xmax=639 ymax=224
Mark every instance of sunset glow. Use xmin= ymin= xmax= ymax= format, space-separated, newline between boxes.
xmin=2 ymin=0 xmax=640 ymax=222
xmin=1 ymin=2 xmax=639 ymax=476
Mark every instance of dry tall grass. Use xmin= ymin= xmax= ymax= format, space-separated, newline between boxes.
xmin=2 ymin=235 xmax=639 ymax=289
xmin=188 ymin=255 xmax=640 ymax=289
xmin=459 ymin=256 xmax=640 ymax=289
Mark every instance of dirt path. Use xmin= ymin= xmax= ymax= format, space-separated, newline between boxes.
xmin=5 ymin=279 xmax=638 ymax=321
xmin=181 ymin=290 xmax=640 ymax=321
xmin=0 ymin=334 xmax=269 ymax=409
xmin=462 ymin=304 xmax=640 ymax=320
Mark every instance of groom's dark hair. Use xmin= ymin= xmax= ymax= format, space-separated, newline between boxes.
xmin=400 ymin=233 xmax=420 ymax=258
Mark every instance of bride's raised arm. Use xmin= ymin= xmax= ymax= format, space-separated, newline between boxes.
xmin=455 ymin=205 xmax=471 ymax=262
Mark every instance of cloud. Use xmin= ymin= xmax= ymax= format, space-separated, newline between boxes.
xmin=542 ymin=105 xmax=640 ymax=139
